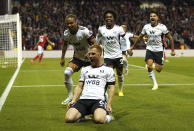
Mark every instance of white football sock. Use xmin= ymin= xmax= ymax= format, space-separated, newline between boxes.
xmin=148 ymin=71 xmax=157 ymax=85
xmin=106 ymin=115 xmax=111 ymax=123
xmin=64 ymin=67 xmax=74 ymax=97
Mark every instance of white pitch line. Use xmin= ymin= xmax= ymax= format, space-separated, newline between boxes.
xmin=13 ymin=83 xmax=194 ymax=88
xmin=13 ymin=85 xmax=66 ymax=88
xmin=124 ymin=83 xmax=194 ymax=86
xmin=128 ymin=64 xmax=146 ymax=69
xmin=21 ymin=70 xmax=63 ymax=72
xmin=0 ymin=59 xmax=24 ymax=112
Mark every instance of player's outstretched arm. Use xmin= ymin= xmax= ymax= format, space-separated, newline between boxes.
xmin=107 ymin=85 xmax=115 ymax=113
xmin=128 ymin=33 xmax=144 ymax=56
xmin=60 ymin=42 xmax=68 ymax=67
xmin=47 ymin=39 xmax=55 ymax=47
xmin=166 ymin=33 xmax=175 ymax=56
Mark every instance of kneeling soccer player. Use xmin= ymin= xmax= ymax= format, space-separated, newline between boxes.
xmin=65 ymin=45 xmax=115 ymax=124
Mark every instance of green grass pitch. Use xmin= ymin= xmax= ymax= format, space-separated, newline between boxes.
xmin=0 ymin=57 xmax=194 ymax=131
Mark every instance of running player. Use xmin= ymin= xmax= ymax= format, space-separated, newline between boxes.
xmin=65 ymin=45 xmax=115 ymax=124
xmin=61 ymin=14 xmax=98 ymax=105
xmin=120 ymin=25 xmax=138 ymax=75
xmin=129 ymin=12 xmax=175 ymax=90
xmin=30 ymin=32 xmax=55 ymax=64
xmin=96 ymin=10 xmax=125 ymax=96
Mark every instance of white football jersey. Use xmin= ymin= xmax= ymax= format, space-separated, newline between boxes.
xmin=120 ymin=32 xmax=134 ymax=51
xmin=141 ymin=23 xmax=169 ymax=52
xmin=97 ymin=25 xmax=125 ymax=59
xmin=79 ymin=65 xmax=115 ymax=101
xmin=64 ymin=26 xmax=93 ymax=61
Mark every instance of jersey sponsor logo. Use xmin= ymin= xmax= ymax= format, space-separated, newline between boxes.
xmin=150 ymin=31 xmax=155 ymax=34
xmin=85 ymin=79 xmax=100 ymax=85
xmin=88 ymin=74 xmax=99 ymax=79
xmin=106 ymin=36 xmax=114 ymax=40
xmin=106 ymin=36 xmax=115 ymax=45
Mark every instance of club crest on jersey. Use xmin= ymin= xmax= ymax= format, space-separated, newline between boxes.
xmin=100 ymin=70 xmax=104 ymax=73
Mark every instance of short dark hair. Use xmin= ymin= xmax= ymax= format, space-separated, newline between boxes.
xmin=150 ymin=11 xmax=159 ymax=16
xmin=90 ymin=44 xmax=102 ymax=55
xmin=65 ymin=14 xmax=77 ymax=21
xmin=104 ymin=10 xmax=117 ymax=20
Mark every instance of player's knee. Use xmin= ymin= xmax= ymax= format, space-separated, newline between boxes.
xmin=64 ymin=67 xmax=73 ymax=77
xmin=64 ymin=67 xmax=73 ymax=80
xmin=64 ymin=67 xmax=74 ymax=84
xmin=65 ymin=115 xmax=75 ymax=123
xmin=94 ymin=115 xmax=106 ymax=124
xmin=155 ymin=65 xmax=163 ymax=72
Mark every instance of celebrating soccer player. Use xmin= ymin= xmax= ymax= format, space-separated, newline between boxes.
xmin=65 ymin=45 xmax=115 ymax=123
xmin=129 ymin=12 xmax=175 ymax=90
xmin=96 ymin=10 xmax=125 ymax=96
xmin=120 ymin=25 xmax=138 ymax=75
xmin=60 ymin=14 xmax=98 ymax=105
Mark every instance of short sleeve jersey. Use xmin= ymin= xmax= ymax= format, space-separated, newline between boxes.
xmin=97 ymin=25 xmax=125 ymax=59
xmin=141 ymin=23 xmax=169 ymax=52
xmin=79 ymin=65 xmax=115 ymax=101
xmin=64 ymin=26 xmax=93 ymax=60
xmin=120 ymin=32 xmax=134 ymax=51
xmin=38 ymin=35 xmax=48 ymax=48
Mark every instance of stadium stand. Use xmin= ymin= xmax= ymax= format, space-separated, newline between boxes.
xmin=11 ymin=0 xmax=194 ymax=49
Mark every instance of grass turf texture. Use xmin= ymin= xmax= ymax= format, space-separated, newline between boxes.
xmin=0 ymin=57 xmax=194 ymax=131
xmin=0 ymin=68 xmax=16 ymax=97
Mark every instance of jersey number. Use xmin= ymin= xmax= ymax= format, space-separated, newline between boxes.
xmin=39 ymin=36 xmax=44 ymax=42
xmin=120 ymin=58 xmax=123 ymax=65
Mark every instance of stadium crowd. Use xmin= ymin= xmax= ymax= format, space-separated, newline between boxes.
xmin=12 ymin=0 xmax=194 ymax=50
